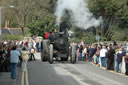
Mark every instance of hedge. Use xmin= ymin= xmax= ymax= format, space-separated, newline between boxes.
xmin=2 ymin=34 xmax=24 ymax=41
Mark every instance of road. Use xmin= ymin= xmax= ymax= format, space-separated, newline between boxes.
xmin=18 ymin=53 xmax=128 ymax=85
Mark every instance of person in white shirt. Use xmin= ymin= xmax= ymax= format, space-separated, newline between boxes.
xmin=100 ymin=46 xmax=108 ymax=67
xmin=30 ymin=47 xmax=36 ymax=61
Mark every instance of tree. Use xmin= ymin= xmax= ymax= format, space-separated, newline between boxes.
xmin=111 ymin=28 xmax=128 ymax=41
xmin=28 ymin=15 xmax=56 ymax=37
xmin=88 ymin=0 xmax=128 ymax=41
xmin=9 ymin=0 xmax=35 ymax=34
xmin=0 ymin=0 xmax=57 ymax=35
xmin=70 ymin=0 xmax=128 ymax=43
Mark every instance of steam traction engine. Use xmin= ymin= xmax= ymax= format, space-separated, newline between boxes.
xmin=40 ymin=23 xmax=77 ymax=64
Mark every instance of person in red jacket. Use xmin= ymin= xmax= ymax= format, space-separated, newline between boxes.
xmin=116 ymin=44 xmax=119 ymax=49
xmin=45 ymin=32 xmax=50 ymax=40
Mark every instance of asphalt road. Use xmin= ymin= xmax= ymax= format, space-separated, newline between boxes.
xmin=25 ymin=53 xmax=128 ymax=85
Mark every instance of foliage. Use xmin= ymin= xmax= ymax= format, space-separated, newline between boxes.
xmin=81 ymin=34 xmax=96 ymax=44
xmin=27 ymin=15 xmax=56 ymax=37
xmin=86 ymin=0 xmax=128 ymax=42
xmin=70 ymin=35 xmax=96 ymax=44
xmin=69 ymin=38 xmax=81 ymax=44
xmin=70 ymin=26 xmax=96 ymax=44
xmin=70 ymin=31 xmax=96 ymax=44
xmin=24 ymin=28 xmax=31 ymax=37
xmin=111 ymin=28 xmax=128 ymax=41
xmin=2 ymin=34 xmax=23 ymax=40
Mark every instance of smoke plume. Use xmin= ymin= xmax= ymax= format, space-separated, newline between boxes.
xmin=55 ymin=0 xmax=102 ymax=29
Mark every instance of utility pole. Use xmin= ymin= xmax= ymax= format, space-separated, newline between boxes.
xmin=0 ymin=8 xmax=2 ymax=43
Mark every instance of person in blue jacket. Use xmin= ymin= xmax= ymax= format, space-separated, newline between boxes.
xmin=10 ymin=45 xmax=20 ymax=79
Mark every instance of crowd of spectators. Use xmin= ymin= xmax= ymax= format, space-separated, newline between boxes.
xmin=1 ymin=37 xmax=128 ymax=79
xmin=0 ymin=39 xmax=41 ymax=79
xmin=76 ymin=40 xmax=128 ymax=76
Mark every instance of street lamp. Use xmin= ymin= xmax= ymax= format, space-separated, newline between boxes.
xmin=0 ymin=5 xmax=15 ymax=42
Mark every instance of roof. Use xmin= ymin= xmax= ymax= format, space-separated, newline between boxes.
xmin=2 ymin=28 xmax=22 ymax=35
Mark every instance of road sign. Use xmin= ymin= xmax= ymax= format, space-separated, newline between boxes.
xmin=96 ymin=35 xmax=100 ymax=41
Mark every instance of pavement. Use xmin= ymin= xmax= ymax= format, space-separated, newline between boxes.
xmin=0 ymin=72 xmax=15 ymax=85
xmin=0 ymin=67 xmax=20 ymax=85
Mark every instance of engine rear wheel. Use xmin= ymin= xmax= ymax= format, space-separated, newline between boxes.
xmin=41 ymin=49 xmax=44 ymax=62
xmin=41 ymin=48 xmax=48 ymax=62
xmin=70 ymin=45 xmax=76 ymax=64
xmin=41 ymin=41 xmax=48 ymax=62
xmin=49 ymin=44 xmax=53 ymax=64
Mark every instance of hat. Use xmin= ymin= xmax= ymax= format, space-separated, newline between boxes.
xmin=119 ymin=48 xmax=122 ymax=51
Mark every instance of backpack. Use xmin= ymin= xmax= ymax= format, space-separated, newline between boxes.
xmin=116 ymin=52 xmax=124 ymax=62
xmin=79 ymin=45 xmax=83 ymax=53
xmin=31 ymin=48 xmax=35 ymax=53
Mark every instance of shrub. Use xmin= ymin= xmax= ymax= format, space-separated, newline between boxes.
xmin=2 ymin=34 xmax=23 ymax=40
